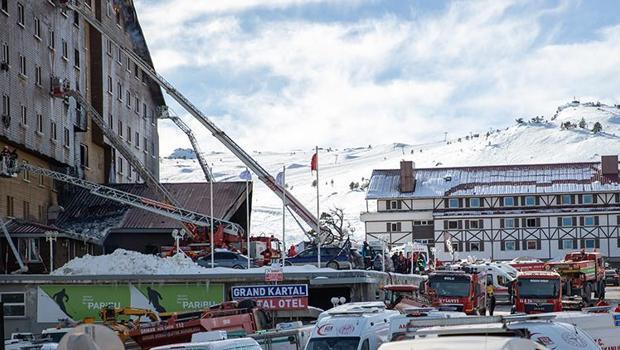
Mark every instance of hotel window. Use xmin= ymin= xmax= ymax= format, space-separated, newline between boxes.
xmin=386 ymin=222 xmax=401 ymax=232
xmin=108 ymin=114 xmax=113 ymax=126
xmin=1 ymin=293 xmax=26 ymax=317
xmin=561 ymin=194 xmax=573 ymax=205
xmin=34 ymin=17 xmax=42 ymax=39
xmin=451 ymin=242 xmax=459 ymax=252
xmin=61 ymin=40 xmax=68 ymax=60
xmin=127 ymin=126 xmax=132 ymax=143
xmin=38 ymin=174 xmax=44 ymax=187
xmin=35 ymin=66 xmax=42 ymax=86
xmin=1 ymin=0 xmax=7 ymax=14
xmin=469 ymin=197 xmax=480 ymax=208
xmin=126 ymin=91 xmax=131 ymax=108
xmin=22 ymin=201 xmax=30 ymax=219
xmin=48 ymin=29 xmax=55 ymax=50
xmin=106 ymin=0 xmax=112 ymax=17
xmin=50 ymin=121 xmax=57 ymax=141
xmin=6 ymin=196 xmax=14 ymax=217
xmin=1 ymin=42 xmax=8 ymax=65
xmin=448 ymin=220 xmax=459 ymax=229
xmin=143 ymin=137 xmax=148 ymax=153
xmin=117 ymin=82 xmax=123 ymax=101
xmin=24 ymin=238 xmax=40 ymax=262
xmin=389 ymin=200 xmax=401 ymax=210
xmin=503 ymin=197 xmax=514 ymax=206
xmin=134 ymin=63 xmax=139 ymax=78
xmin=504 ymin=241 xmax=516 ymax=251
xmin=562 ymin=239 xmax=576 ymax=250
xmin=1 ymin=94 xmax=9 ymax=117
xmin=526 ymin=240 xmax=539 ymax=250
xmin=18 ymin=55 xmax=26 ymax=77
xmin=64 ymin=127 xmax=70 ymax=147
xmin=524 ymin=196 xmax=536 ymax=206
xmin=117 ymin=157 xmax=124 ymax=174
xmin=106 ymin=40 xmax=113 ymax=56
xmin=20 ymin=105 xmax=27 ymax=126
xmin=504 ymin=218 xmax=515 ymax=228
xmin=448 ymin=198 xmax=459 ymax=208
xmin=142 ymin=104 xmax=147 ymax=118
xmin=117 ymin=47 xmax=122 ymax=64
xmin=79 ymin=144 xmax=88 ymax=167
xmin=17 ymin=2 xmax=24 ymax=27
xmin=36 ymin=113 xmax=43 ymax=134
xmin=107 ymin=76 xmax=113 ymax=94
xmin=561 ymin=217 xmax=573 ymax=227
xmin=469 ymin=241 xmax=481 ymax=252
xmin=73 ymin=10 xmax=79 ymax=27
xmin=584 ymin=239 xmax=596 ymax=249
xmin=135 ymin=97 xmax=140 ymax=114
xmin=525 ymin=218 xmax=538 ymax=228
xmin=469 ymin=220 xmax=480 ymax=229
xmin=74 ymin=49 xmax=80 ymax=68
xmin=584 ymin=216 xmax=595 ymax=226
xmin=135 ymin=132 xmax=140 ymax=148
xmin=118 ymin=120 xmax=123 ymax=137
xmin=582 ymin=194 xmax=593 ymax=204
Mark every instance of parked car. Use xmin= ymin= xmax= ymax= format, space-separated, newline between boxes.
xmin=197 ymin=250 xmax=256 ymax=269
xmin=285 ymin=246 xmax=359 ymax=269
xmin=604 ymin=269 xmax=619 ymax=286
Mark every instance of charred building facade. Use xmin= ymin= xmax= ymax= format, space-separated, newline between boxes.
xmin=0 ymin=0 xmax=163 ymax=271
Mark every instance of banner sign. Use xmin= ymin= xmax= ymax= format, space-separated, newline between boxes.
xmin=38 ymin=285 xmax=130 ymax=322
xmin=37 ymin=283 xmax=224 ymax=323
xmin=265 ymin=266 xmax=284 ymax=282
xmin=231 ymin=284 xmax=308 ymax=310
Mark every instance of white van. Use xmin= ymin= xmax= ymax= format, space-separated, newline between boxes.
xmin=552 ymin=308 xmax=620 ymax=349
xmin=468 ymin=263 xmax=515 ymax=301
xmin=380 ymin=336 xmax=548 ymax=350
xmin=306 ymin=302 xmax=400 ymax=350
xmin=151 ymin=338 xmax=262 ymax=350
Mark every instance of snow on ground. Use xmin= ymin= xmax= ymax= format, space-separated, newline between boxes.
xmin=52 ymin=249 xmax=333 ymax=275
xmin=160 ymin=102 xmax=620 ymax=246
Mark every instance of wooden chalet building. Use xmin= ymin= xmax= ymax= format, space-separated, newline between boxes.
xmin=361 ymin=156 xmax=620 ymax=264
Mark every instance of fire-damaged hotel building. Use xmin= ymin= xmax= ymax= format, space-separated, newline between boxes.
xmin=362 ymin=156 xmax=620 ymax=264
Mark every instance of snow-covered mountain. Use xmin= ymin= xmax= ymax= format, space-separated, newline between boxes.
xmin=160 ymin=101 xmax=620 ymax=246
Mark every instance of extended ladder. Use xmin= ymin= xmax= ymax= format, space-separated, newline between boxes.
xmin=159 ymin=107 xmax=214 ymax=182
xmin=64 ymin=1 xmax=323 ymax=238
xmin=5 ymin=161 xmax=242 ymax=235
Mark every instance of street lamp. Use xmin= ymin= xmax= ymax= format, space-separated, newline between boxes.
xmin=171 ymin=229 xmax=186 ymax=256
xmin=44 ymin=231 xmax=59 ymax=272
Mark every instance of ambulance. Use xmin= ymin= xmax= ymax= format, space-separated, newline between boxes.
xmin=306 ymin=302 xmax=400 ymax=350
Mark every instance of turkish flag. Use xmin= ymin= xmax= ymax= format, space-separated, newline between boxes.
xmin=310 ymin=152 xmax=318 ymax=172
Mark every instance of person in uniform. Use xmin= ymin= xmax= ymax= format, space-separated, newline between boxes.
xmin=486 ymin=283 xmax=496 ymax=316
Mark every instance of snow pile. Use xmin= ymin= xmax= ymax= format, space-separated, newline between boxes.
xmin=52 ymin=249 xmax=209 ymax=275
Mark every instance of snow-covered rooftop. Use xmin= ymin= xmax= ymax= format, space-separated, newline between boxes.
xmin=367 ymin=162 xmax=620 ymax=199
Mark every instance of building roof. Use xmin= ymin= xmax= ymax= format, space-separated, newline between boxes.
xmin=366 ymin=162 xmax=620 ymax=199
xmin=56 ymin=182 xmax=251 ymax=242
xmin=4 ymin=219 xmax=95 ymax=242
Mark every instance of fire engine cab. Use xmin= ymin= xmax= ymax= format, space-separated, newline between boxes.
xmin=512 ymin=271 xmax=562 ymax=314
xmin=424 ymin=270 xmax=487 ymax=315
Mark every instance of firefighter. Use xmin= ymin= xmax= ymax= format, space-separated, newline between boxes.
xmin=487 ymin=283 xmax=496 ymax=316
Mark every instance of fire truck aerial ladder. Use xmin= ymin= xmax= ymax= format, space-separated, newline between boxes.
xmin=0 ymin=159 xmax=242 ymax=240
xmin=159 ymin=107 xmax=214 ymax=182
xmin=60 ymin=1 xmax=325 ymax=239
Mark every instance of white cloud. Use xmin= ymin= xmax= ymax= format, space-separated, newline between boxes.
xmin=135 ymin=0 xmax=620 ymax=157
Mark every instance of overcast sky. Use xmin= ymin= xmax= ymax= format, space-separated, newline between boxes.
xmin=133 ymin=0 xmax=620 ymax=157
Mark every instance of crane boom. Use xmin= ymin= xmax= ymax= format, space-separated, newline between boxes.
xmin=159 ymin=108 xmax=214 ymax=182
xmin=65 ymin=1 xmax=321 ymax=236
xmin=5 ymin=161 xmax=242 ymax=234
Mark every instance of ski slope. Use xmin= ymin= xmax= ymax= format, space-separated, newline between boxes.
xmin=160 ymin=102 xmax=620 ymax=247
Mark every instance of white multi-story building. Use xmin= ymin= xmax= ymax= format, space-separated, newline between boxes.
xmin=361 ymin=157 xmax=620 ymax=264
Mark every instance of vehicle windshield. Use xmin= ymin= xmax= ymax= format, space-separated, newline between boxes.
xmin=428 ymin=276 xmax=470 ymax=297
xmin=44 ymin=332 xmax=67 ymax=343
xmin=306 ymin=337 xmax=360 ymax=350
xmin=517 ymin=278 xmax=560 ymax=298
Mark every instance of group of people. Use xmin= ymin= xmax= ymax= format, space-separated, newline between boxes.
xmin=360 ymin=241 xmax=428 ymax=273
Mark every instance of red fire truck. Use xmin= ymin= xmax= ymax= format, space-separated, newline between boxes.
xmin=547 ymin=250 xmax=606 ymax=304
xmin=425 ymin=270 xmax=487 ymax=315
xmin=512 ymin=271 xmax=562 ymax=314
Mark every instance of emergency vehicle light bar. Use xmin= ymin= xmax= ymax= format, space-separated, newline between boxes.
xmin=405 ymin=314 xmax=557 ymax=329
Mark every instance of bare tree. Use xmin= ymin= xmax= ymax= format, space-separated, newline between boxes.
xmin=320 ymin=208 xmax=353 ymax=244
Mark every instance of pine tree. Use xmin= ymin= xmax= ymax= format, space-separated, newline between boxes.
xmin=592 ymin=122 xmax=603 ymax=134
xmin=578 ymin=118 xmax=587 ymax=129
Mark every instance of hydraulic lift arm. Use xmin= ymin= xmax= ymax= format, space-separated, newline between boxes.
xmin=64 ymin=1 xmax=324 ymax=238
xmin=158 ymin=108 xmax=214 ymax=182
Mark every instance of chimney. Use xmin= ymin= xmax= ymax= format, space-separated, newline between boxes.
xmin=601 ymin=155 xmax=619 ymax=176
xmin=399 ymin=161 xmax=415 ymax=192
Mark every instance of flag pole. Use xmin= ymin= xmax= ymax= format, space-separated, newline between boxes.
xmin=246 ymin=168 xmax=251 ymax=269
xmin=282 ymin=165 xmax=286 ymax=267
xmin=315 ymin=146 xmax=321 ymax=268
xmin=210 ymin=164 xmax=214 ymax=269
